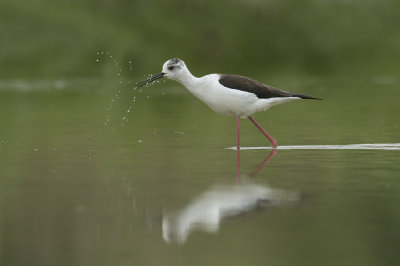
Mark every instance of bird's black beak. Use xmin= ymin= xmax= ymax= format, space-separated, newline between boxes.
xmin=136 ymin=72 xmax=165 ymax=87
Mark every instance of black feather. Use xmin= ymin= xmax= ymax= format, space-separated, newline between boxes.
xmin=219 ymin=74 xmax=321 ymax=100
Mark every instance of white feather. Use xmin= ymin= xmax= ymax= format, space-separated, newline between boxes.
xmin=162 ymin=59 xmax=301 ymax=118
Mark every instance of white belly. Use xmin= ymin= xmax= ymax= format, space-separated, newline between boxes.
xmin=183 ymin=74 xmax=300 ymax=118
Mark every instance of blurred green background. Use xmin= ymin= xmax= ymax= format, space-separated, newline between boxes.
xmin=2 ymin=0 xmax=400 ymax=79
xmin=1 ymin=1 xmax=400 ymax=266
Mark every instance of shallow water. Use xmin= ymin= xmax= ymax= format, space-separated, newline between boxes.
xmin=0 ymin=77 xmax=399 ymax=266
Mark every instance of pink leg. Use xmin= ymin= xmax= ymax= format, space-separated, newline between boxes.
xmin=248 ymin=116 xmax=278 ymax=148
xmin=236 ymin=115 xmax=240 ymax=180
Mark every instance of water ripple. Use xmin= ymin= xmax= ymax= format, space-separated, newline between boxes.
xmin=227 ymin=143 xmax=400 ymax=151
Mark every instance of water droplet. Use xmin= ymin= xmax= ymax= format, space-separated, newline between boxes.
xmin=96 ymin=59 xmax=99 ymax=62
xmin=138 ymin=140 xmax=143 ymax=143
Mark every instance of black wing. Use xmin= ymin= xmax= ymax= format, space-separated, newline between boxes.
xmin=219 ymin=74 xmax=320 ymax=100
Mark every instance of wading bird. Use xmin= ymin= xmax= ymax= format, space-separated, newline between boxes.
xmin=137 ymin=58 xmax=321 ymax=150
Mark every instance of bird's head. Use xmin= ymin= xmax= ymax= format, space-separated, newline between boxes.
xmin=136 ymin=58 xmax=187 ymax=87
xmin=161 ymin=58 xmax=187 ymax=81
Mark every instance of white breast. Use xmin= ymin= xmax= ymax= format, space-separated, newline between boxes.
xmin=181 ymin=74 xmax=300 ymax=117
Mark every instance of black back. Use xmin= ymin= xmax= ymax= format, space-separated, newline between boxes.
xmin=219 ymin=74 xmax=320 ymax=100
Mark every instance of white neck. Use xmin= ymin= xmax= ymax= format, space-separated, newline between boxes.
xmin=173 ymin=68 xmax=199 ymax=89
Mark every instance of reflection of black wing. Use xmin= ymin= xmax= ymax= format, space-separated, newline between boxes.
xmin=219 ymin=74 xmax=321 ymax=100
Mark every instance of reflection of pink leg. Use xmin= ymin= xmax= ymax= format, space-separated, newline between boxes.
xmin=249 ymin=149 xmax=278 ymax=178
xmin=248 ymin=116 xmax=278 ymax=148
xmin=236 ymin=115 xmax=240 ymax=151
xmin=236 ymin=149 xmax=240 ymax=181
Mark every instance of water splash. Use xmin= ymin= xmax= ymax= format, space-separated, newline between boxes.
xmin=120 ymin=73 xmax=162 ymax=126
xmin=97 ymin=51 xmax=136 ymax=126
xmin=97 ymin=52 xmax=166 ymax=127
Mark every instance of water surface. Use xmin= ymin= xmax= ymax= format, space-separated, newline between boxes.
xmin=0 ymin=76 xmax=399 ymax=266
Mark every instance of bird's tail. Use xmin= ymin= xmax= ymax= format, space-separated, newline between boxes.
xmin=292 ymin=93 xmax=322 ymax=100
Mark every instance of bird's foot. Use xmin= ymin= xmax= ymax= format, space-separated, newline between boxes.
xmin=271 ymin=141 xmax=278 ymax=149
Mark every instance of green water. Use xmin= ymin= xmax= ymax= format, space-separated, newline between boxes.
xmin=2 ymin=0 xmax=400 ymax=265
xmin=0 ymin=75 xmax=399 ymax=266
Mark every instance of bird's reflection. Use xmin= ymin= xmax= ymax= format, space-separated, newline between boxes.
xmin=162 ymin=149 xmax=298 ymax=244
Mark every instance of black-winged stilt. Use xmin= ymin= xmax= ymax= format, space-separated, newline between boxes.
xmin=136 ymin=58 xmax=321 ymax=150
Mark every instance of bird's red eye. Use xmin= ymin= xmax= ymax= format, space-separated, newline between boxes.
xmin=168 ymin=66 xmax=175 ymax=71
